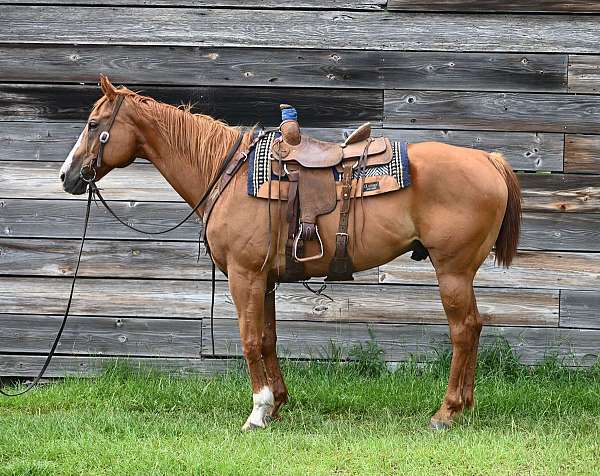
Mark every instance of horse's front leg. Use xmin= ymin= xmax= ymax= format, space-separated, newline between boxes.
xmin=262 ymin=284 xmax=288 ymax=419
xmin=228 ymin=267 xmax=274 ymax=431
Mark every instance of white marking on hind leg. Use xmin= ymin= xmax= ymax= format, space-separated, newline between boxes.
xmin=242 ymin=386 xmax=274 ymax=431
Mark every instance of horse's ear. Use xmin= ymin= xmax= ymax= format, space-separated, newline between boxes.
xmin=99 ymin=74 xmax=117 ymax=101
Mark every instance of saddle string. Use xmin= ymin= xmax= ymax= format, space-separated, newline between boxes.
xmin=259 ymin=162 xmax=273 ymax=272
xmin=359 ymin=140 xmax=371 ymax=245
xmin=276 ymin=155 xmax=284 ymax=281
xmin=0 ymin=188 xmax=94 ymax=396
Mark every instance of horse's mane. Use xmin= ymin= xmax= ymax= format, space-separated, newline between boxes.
xmin=93 ymin=88 xmax=239 ymax=180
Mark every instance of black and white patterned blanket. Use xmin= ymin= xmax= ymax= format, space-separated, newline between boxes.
xmin=247 ymin=131 xmax=411 ymax=197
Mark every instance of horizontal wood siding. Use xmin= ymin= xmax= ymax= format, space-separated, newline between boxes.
xmin=0 ymin=84 xmax=382 ymax=126
xmin=0 ymin=2 xmax=599 ymax=376
xmin=1 ymin=122 xmax=564 ymax=172
xmin=204 ymin=319 xmax=600 ymax=366
xmin=0 ymin=314 xmax=202 ymax=357
xmin=565 ymin=135 xmax=600 ymax=173
xmin=6 ymin=163 xmax=598 ymax=211
xmin=0 ymin=355 xmax=239 ymax=378
xmin=0 ymin=1 xmax=387 ymax=9
xmin=3 ymin=7 xmax=600 ymax=53
xmin=384 ymin=90 xmax=600 ymax=133
xmin=381 ymin=252 xmax=600 ymax=291
xmin=387 ymin=1 xmax=600 ymax=13
xmin=0 ymin=46 xmax=568 ymax=92
xmin=0 ymin=278 xmax=558 ymax=327
xmin=568 ymin=55 xmax=600 ymax=94
xmin=560 ymin=291 xmax=600 ymax=330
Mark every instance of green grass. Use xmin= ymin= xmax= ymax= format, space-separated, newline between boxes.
xmin=1 ymin=345 xmax=599 ymax=475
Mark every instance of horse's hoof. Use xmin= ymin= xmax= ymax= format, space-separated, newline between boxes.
xmin=429 ymin=419 xmax=451 ymax=430
xmin=241 ymin=421 xmax=262 ymax=432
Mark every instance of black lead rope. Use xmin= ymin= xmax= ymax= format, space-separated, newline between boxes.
xmin=1 ymin=132 xmax=245 ymax=396
xmin=0 ymin=188 xmax=94 ymax=396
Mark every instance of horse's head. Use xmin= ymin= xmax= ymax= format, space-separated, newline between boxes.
xmin=60 ymin=75 xmax=139 ymax=194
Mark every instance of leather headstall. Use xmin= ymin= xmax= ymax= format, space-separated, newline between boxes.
xmin=80 ymin=94 xmax=125 ymax=183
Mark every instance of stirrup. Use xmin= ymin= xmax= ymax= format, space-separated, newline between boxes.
xmin=293 ymin=223 xmax=324 ymax=262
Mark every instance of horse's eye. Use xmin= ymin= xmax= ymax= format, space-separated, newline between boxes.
xmin=88 ymin=121 xmax=98 ymax=130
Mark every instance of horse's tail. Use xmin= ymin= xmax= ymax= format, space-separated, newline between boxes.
xmin=487 ymin=152 xmax=522 ymax=268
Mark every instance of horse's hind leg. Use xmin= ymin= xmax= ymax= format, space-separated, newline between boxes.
xmin=462 ymin=293 xmax=482 ymax=409
xmin=261 ymin=285 xmax=288 ymax=419
xmin=430 ymin=271 xmax=483 ymax=429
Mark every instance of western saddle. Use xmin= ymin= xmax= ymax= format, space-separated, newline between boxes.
xmin=271 ymin=104 xmax=392 ymax=282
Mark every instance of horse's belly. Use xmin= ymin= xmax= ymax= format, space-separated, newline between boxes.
xmin=300 ymin=189 xmax=417 ymax=277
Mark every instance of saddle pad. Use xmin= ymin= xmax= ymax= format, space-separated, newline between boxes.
xmin=247 ymin=132 xmax=411 ymax=197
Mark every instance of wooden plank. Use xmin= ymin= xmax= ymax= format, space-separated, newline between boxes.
xmin=2 ymin=200 xmax=598 ymax=251
xmin=0 ymin=278 xmax=216 ymax=319
xmin=4 ymin=163 xmax=593 ymax=211
xmin=384 ymin=90 xmax=600 ymax=133
xmin=381 ymin=251 xmax=600 ymax=292
xmin=388 ymin=0 xmax=600 ymax=13
xmin=0 ymin=355 xmax=239 ymax=378
xmin=0 ymin=122 xmax=87 ymax=162
xmin=0 ymin=84 xmax=382 ymax=127
xmin=0 ymin=1 xmax=385 ymax=9
xmin=0 ymin=314 xmax=202 ymax=357
xmin=0 ymin=45 xmax=567 ymax=92
xmin=0 ymin=238 xmax=218 ymax=280
xmin=385 ymin=130 xmax=564 ymax=172
xmin=518 ymin=173 xmax=600 ymax=213
xmin=3 ymin=241 xmax=597 ymax=292
xmin=560 ymin=291 xmax=600 ymax=330
xmin=521 ymin=212 xmax=600 ymax=252
xmin=1 ymin=122 xmax=564 ymax=172
xmin=0 ymin=238 xmax=377 ymax=283
xmin=244 ymin=284 xmax=559 ymax=327
xmin=204 ymin=319 xmax=600 ymax=365
xmin=568 ymin=55 xmax=600 ymax=93
xmin=0 ymin=278 xmax=557 ymax=327
xmin=565 ymin=134 xmax=600 ymax=173
xmin=0 ymin=162 xmax=181 ymax=202
xmin=2 ymin=7 xmax=600 ymax=53
xmin=0 ymin=199 xmax=201 ymax=241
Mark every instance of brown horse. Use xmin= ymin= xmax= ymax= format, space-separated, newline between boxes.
xmin=60 ymin=76 xmax=521 ymax=430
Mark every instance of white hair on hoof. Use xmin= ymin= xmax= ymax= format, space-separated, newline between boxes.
xmin=241 ymin=386 xmax=274 ymax=431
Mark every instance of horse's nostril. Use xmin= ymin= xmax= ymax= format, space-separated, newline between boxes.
xmin=60 ymin=172 xmax=66 ymax=182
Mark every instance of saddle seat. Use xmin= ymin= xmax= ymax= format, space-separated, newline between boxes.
xmin=273 ymin=121 xmax=391 ymax=169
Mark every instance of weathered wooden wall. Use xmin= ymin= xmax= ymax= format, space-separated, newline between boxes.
xmin=1 ymin=1 xmax=599 ymax=376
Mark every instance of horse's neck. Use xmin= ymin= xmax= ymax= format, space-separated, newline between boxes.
xmin=139 ymin=115 xmax=240 ymax=208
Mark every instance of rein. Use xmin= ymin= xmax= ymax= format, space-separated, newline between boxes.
xmin=1 ymin=96 xmax=245 ymax=396
xmin=0 ymin=188 xmax=94 ymax=396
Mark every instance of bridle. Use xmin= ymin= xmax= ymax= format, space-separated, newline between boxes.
xmin=79 ymin=94 xmax=125 ymax=183
xmin=1 ymin=94 xmax=245 ymax=396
